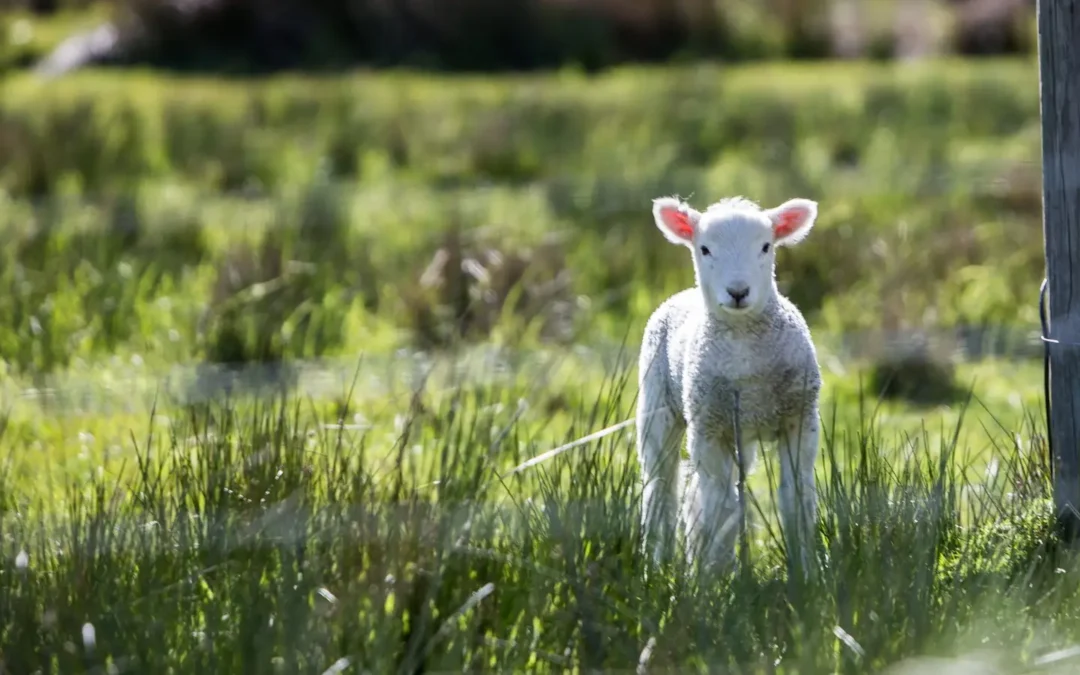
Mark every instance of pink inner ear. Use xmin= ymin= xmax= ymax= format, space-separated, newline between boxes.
xmin=773 ymin=208 xmax=807 ymax=240
xmin=660 ymin=207 xmax=695 ymax=240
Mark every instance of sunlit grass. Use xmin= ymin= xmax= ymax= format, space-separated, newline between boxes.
xmin=0 ymin=359 xmax=1073 ymax=673
xmin=0 ymin=54 xmax=1065 ymax=673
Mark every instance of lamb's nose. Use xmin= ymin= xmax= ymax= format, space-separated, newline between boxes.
xmin=727 ymin=285 xmax=750 ymax=304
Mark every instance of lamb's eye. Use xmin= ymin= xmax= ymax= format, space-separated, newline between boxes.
xmin=761 ymin=242 xmax=771 ymax=254
xmin=700 ymin=245 xmax=711 ymax=256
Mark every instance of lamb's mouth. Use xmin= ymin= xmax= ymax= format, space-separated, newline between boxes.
xmin=720 ymin=301 xmax=753 ymax=314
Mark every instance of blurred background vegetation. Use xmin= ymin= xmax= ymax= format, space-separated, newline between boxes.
xmin=1 ymin=0 xmax=1037 ymax=74
xmin=0 ymin=5 xmax=1069 ymax=670
xmin=0 ymin=0 xmax=1046 ymax=406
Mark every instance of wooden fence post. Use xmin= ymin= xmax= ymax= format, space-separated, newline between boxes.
xmin=1038 ymin=0 xmax=1080 ymax=537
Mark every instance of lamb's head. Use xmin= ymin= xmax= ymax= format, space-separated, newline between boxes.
xmin=652 ymin=195 xmax=818 ymax=317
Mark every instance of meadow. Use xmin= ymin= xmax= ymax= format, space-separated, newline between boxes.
xmin=0 ymin=51 xmax=1075 ymax=673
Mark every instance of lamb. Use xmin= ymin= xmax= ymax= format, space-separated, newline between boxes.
xmin=636 ymin=194 xmax=822 ymax=574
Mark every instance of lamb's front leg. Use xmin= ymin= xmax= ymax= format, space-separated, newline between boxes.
xmin=637 ymin=397 xmax=684 ymax=565
xmin=778 ymin=407 xmax=820 ymax=579
xmin=682 ymin=426 xmax=741 ymax=572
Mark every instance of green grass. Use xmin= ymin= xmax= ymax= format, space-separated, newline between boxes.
xmin=0 ymin=57 xmax=1048 ymax=376
xmin=0 ymin=365 xmax=1074 ymax=673
xmin=0 ymin=55 xmax=1070 ymax=672
xmin=0 ymin=346 xmax=1046 ymax=500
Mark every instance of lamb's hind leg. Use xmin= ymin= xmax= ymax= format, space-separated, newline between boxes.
xmin=637 ymin=391 xmax=684 ymax=565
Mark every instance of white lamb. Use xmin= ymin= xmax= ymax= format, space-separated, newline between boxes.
xmin=636 ymin=194 xmax=822 ymax=573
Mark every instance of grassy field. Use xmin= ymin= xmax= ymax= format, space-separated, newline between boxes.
xmin=0 ymin=55 xmax=1074 ymax=672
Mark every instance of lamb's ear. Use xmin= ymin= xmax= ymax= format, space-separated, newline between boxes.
xmin=767 ymin=198 xmax=817 ymax=247
xmin=652 ymin=197 xmax=700 ymax=246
